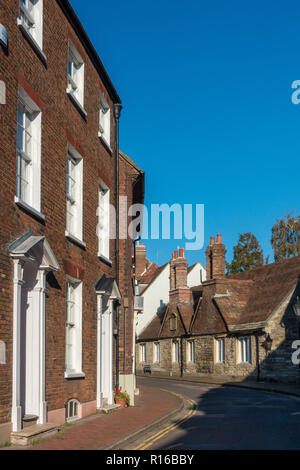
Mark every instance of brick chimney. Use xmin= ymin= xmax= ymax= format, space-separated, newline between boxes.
xmin=206 ymin=234 xmax=226 ymax=280
xmin=169 ymin=248 xmax=191 ymax=305
xmin=136 ymin=241 xmax=147 ymax=280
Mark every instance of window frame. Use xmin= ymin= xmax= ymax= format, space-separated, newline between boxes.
xmin=66 ymin=398 xmax=80 ymax=423
xmin=238 ymin=336 xmax=252 ymax=364
xmin=172 ymin=340 xmax=179 ymax=364
xmin=67 ymin=40 xmax=85 ymax=109
xmin=154 ymin=342 xmax=160 ymax=364
xmin=18 ymin=0 xmax=44 ymax=51
xmin=169 ymin=314 xmax=177 ymax=331
xmin=99 ymin=92 xmax=111 ymax=148
xmin=66 ymin=143 xmax=84 ymax=244
xmin=15 ymin=86 xmax=42 ymax=216
xmin=65 ymin=278 xmax=83 ymax=377
xmin=215 ymin=337 xmax=225 ymax=364
xmin=187 ymin=340 xmax=195 ymax=363
xmin=140 ymin=344 xmax=146 ymax=363
xmin=97 ymin=179 xmax=110 ymax=261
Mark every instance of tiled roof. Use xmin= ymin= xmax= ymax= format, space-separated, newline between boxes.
xmin=138 ymin=306 xmax=167 ymax=340
xmin=139 ymin=263 xmax=168 ymax=288
xmin=138 ymin=256 xmax=300 ymax=341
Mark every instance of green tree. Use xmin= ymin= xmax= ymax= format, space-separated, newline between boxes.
xmin=227 ymin=232 xmax=264 ymax=275
xmin=271 ymin=213 xmax=300 ymax=262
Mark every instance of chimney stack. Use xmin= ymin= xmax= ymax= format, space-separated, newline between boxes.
xmin=205 ymin=234 xmax=226 ymax=280
xmin=136 ymin=241 xmax=147 ymax=280
xmin=169 ymin=248 xmax=191 ymax=305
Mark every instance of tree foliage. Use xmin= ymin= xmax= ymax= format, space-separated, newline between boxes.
xmin=271 ymin=214 xmax=300 ymax=262
xmin=227 ymin=232 xmax=264 ymax=275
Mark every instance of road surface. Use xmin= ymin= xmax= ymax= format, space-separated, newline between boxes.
xmin=130 ymin=377 xmax=300 ymax=450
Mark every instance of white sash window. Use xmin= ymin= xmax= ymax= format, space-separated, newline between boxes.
xmin=16 ymin=87 xmax=41 ymax=212
xmin=67 ymin=41 xmax=85 ymax=107
xmin=18 ymin=0 xmax=43 ymax=49
xmin=188 ymin=340 xmax=195 ymax=363
xmin=65 ymin=280 xmax=83 ymax=375
xmin=99 ymin=93 xmax=111 ymax=147
xmin=154 ymin=343 xmax=160 ymax=363
xmin=98 ymin=181 xmax=110 ymax=260
xmin=216 ymin=338 xmax=225 ymax=364
xmin=172 ymin=340 xmax=179 ymax=363
xmin=66 ymin=144 xmax=83 ymax=242
xmin=238 ymin=337 xmax=252 ymax=364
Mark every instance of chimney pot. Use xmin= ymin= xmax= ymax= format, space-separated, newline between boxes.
xmin=216 ymin=234 xmax=222 ymax=244
xmin=179 ymin=248 xmax=185 ymax=258
xmin=210 ymin=236 xmax=215 ymax=246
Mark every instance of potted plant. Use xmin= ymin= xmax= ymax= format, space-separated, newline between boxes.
xmin=114 ymin=387 xmax=130 ymax=408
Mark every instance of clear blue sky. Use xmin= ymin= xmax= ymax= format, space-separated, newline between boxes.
xmin=71 ymin=0 xmax=300 ymax=268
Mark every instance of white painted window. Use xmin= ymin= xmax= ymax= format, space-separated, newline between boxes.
xmin=97 ymin=180 xmax=110 ymax=259
xmin=66 ymin=398 xmax=80 ymax=423
xmin=66 ymin=144 xmax=83 ymax=242
xmin=188 ymin=341 xmax=195 ymax=363
xmin=172 ymin=340 xmax=179 ymax=363
xmin=216 ymin=338 xmax=225 ymax=363
xmin=154 ymin=343 xmax=160 ymax=363
xmin=16 ymin=86 xmax=41 ymax=212
xmin=140 ymin=344 xmax=146 ymax=363
xmin=67 ymin=41 xmax=84 ymax=107
xmin=65 ymin=280 xmax=83 ymax=374
xmin=18 ymin=0 xmax=43 ymax=49
xmin=238 ymin=337 xmax=252 ymax=364
xmin=99 ymin=93 xmax=111 ymax=147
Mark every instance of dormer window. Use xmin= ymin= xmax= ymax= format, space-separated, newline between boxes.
xmin=169 ymin=314 xmax=177 ymax=331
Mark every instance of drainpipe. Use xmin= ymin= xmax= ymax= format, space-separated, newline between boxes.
xmin=114 ymin=103 xmax=122 ymax=391
xmin=256 ymin=333 xmax=260 ymax=382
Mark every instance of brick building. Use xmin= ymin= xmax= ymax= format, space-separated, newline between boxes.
xmin=137 ymin=237 xmax=300 ymax=385
xmin=0 ymin=0 xmax=144 ymax=443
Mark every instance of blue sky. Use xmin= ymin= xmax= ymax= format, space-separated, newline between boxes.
xmin=71 ymin=0 xmax=300 ymax=268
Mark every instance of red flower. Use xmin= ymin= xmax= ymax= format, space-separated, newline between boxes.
xmin=116 ymin=389 xmax=120 ymax=395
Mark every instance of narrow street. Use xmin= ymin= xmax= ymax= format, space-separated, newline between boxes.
xmin=128 ymin=377 xmax=300 ymax=450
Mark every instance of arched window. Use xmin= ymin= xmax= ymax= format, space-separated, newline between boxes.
xmin=169 ymin=314 xmax=177 ymax=331
xmin=66 ymin=398 xmax=80 ymax=422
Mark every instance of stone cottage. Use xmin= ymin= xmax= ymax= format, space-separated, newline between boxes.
xmin=136 ymin=236 xmax=300 ymax=384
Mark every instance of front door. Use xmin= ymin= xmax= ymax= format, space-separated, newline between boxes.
xmin=20 ymin=261 xmax=40 ymax=418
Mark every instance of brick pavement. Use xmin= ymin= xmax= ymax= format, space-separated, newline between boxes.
xmin=17 ymin=385 xmax=180 ymax=450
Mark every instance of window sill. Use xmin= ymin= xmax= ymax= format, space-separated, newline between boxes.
xmin=67 ymin=90 xmax=87 ymax=120
xmin=65 ymin=231 xmax=86 ymax=250
xmin=64 ymin=371 xmax=85 ymax=380
xmin=98 ymin=253 xmax=112 ymax=267
xmin=15 ymin=197 xmax=45 ymax=222
xmin=98 ymin=134 xmax=113 ymax=155
xmin=17 ymin=21 xmax=47 ymax=66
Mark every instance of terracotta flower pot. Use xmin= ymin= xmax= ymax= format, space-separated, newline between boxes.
xmin=115 ymin=397 xmax=127 ymax=408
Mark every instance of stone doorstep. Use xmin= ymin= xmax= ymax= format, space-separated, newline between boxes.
xmin=10 ymin=423 xmax=60 ymax=447
xmin=97 ymin=404 xmax=121 ymax=415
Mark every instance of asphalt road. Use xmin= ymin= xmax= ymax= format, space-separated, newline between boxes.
xmin=134 ymin=377 xmax=300 ymax=450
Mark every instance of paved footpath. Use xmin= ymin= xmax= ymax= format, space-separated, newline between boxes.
xmin=18 ymin=385 xmax=180 ymax=450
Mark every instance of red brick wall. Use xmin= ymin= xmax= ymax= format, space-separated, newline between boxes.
xmin=0 ymin=0 xmax=123 ymax=424
xmin=118 ymin=154 xmax=144 ymax=377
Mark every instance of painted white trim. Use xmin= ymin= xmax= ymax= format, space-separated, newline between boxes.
xmin=15 ymin=197 xmax=45 ymax=222
xmin=64 ymin=372 xmax=86 ymax=379
xmin=38 ymin=269 xmax=47 ymax=424
xmin=11 ymin=259 xmax=24 ymax=432
xmin=96 ymin=294 xmax=103 ymax=409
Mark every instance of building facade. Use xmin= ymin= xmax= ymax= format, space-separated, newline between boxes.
xmin=0 ymin=0 xmax=144 ymax=443
xmin=136 ymin=242 xmax=206 ymax=336
xmin=137 ymin=237 xmax=300 ymax=385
